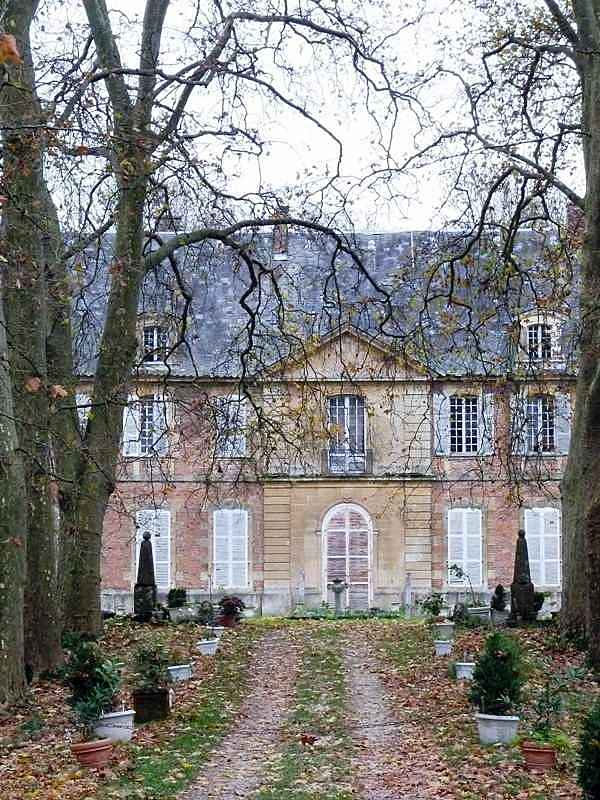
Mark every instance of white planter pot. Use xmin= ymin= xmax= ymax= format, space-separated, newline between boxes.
xmin=93 ymin=709 xmax=135 ymax=742
xmin=169 ymin=607 xmax=197 ymax=624
xmin=434 ymin=639 xmax=452 ymax=656
xmin=209 ymin=626 xmax=225 ymax=639
xmin=167 ymin=663 xmax=193 ymax=682
xmin=432 ymin=622 xmax=454 ymax=640
xmin=196 ymin=638 xmax=219 ymax=656
xmin=468 ymin=607 xmax=491 ymax=623
xmin=455 ymin=661 xmax=475 ymax=680
xmin=476 ymin=712 xmax=519 ymax=744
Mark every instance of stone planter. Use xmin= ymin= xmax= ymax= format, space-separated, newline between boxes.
xmin=93 ymin=709 xmax=135 ymax=742
xmin=71 ymin=738 xmax=113 ymax=768
xmin=432 ymin=621 xmax=454 ymax=640
xmin=434 ymin=639 xmax=452 ymax=656
xmin=167 ymin=663 xmax=193 ymax=682
xmin=197 ymin=638 xmax=219 ymax=656
xmin=521 ymin=741 xmax=558 ymax=771
xmin=476 ymin=712 xmax=519 ymax=744
xmin=455 ymin=661 xmax=475 ymax=680
xmin=491 ymin=609 xmax=509 ymax=625
xmin=132 ymin=689 xmax=170 ymax=723
xmin=467 ymin=606 xmax=491 ymax=623
xmin=169 ymin=607 xmax=197 ymax=624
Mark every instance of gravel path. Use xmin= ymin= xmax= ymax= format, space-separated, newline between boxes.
xmin=178 ymin=628 xmax=302 ymax=800
xmin=343 ymin=632 xmax=455 ymax=800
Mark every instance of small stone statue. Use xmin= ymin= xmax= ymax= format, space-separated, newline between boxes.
xmin=509 ymin=529 xmax=536 ymax=623
xmin=134 ymin=531 xmax=157 ymax=622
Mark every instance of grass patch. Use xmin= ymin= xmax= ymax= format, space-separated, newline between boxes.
xmin=253 ymin=622 xmax=353 ymax=800
xmin=100 ymin=619 xmax=281 ymax=800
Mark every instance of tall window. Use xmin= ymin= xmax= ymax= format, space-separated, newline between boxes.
xmin=213 ymin=509 xmax=248 ymax=588
xmin=143 ymin=325 xmax=168 ymax=363
xmin=528 ymin=323 xmax=552 ymax=361
xmin=524 ymin=508 xmax=561 ymax=586
xmin=123 ymin=395 xmax=169 ymax=456
xmin=450 ymin=396 xmax=478 ymax=453
xmin=215 ymin=396 xmax=247 ymax=457
xmin=328 ymin=395 xmax=366 ymax=473
xmin=526 ymin=396 xmax=555 ymax=452
xmin=135 ymin=509 xmax=171 ymax=589
xmin=447 ymin=508 xmax=483 ymax=587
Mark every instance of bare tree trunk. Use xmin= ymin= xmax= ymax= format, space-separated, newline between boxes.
xmin=0 ymin=0 xmax=63 ymax=673
xmin=0 ymin=294 xmax=27 ymax=703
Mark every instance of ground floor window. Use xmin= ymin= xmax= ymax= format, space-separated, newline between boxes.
xmin=213 ymin=508 xmax=249 ymax=589
xmin=135 ymin=509 xmax=171 ymax=589
xmin=447 ymin=507 xmax=483 ymax=588
xmin=524 ymin=507 xmax=561 ymax=587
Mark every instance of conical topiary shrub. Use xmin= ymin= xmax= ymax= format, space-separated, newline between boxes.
xmin=470 ymin=630 xmax=524 ymax=716
xmin=579 ymin=699 xmax=600 ymax=798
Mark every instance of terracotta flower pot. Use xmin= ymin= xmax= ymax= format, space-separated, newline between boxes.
xmin=71 ymin=738 xmax=113 ymax=768
xmin=132 ymin=689 xmax=170 ymax=723
xmin=521 ymin=741 xmax=557 ymax=771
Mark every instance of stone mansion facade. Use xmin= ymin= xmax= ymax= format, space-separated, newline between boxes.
xmin=81 ymin=227 xmax=575 ymax=615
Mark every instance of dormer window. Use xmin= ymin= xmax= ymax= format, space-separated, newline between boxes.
xmin=528 ymin=323 xmax=552 ymax=361
xmin=143 ymin=325 xmax=168 ymax=364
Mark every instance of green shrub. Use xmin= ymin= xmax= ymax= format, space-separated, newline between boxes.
xmin=469 ymin=631 xmax=524 ymax=715
xmin=132 ymin=643 xmax=171 ymax=691
xmin=60 ymin=640 xmax=121 ymax=736
xmin=418 ymin=593 xmax=444 ymax=619
xmin=579 ymin=699 xmax=600 ymax=799
xmin=167 ymin=588 xmax=187 ymax=608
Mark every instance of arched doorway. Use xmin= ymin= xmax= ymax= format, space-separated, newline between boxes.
xmin=322 ymin=503 xmax=372 ymax=610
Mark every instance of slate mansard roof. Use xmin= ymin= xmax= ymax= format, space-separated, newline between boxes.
xmin=71 ymin=226 xmax=579 ymax=380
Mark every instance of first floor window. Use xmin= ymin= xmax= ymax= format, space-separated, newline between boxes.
xmin=135 ymin=509 xmax=171 ymax=589
xmin=450 ymin=396 xmax=478 ymax=453
xmin=328 ymin=395 xmax=366 ymax=472
xmin=213 ymin=508 xmax=249 ymax=588
xmin=123 ymin=394 xmax=169 ymax=456
xmin=447 ymin=507 xmax=483 ymax=587
xmin=524 ymin=508 xmax=561 ymax=587
xmin=143 ymin=325 xmax=168 ymax=363
xmin=527 ymin=396 xmax=554 ymax=452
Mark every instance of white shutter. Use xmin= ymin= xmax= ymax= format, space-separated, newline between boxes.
xmin=433 ymin=392 xmax=450 ymax=455
xmin=524 ymin=509 xmax=542 ymax=586
xmin=448 ymin=508 xmax=465 ymax=584
xmin=76 ymin=393 xmax=91 ymax=434
xmin=543 ymin=509 xmax=561 ymax=586
xmin=479 ymin=392 xmax=495 ymax=455
xmin=135 ymin=509 xmax=171 ymax=589
xmin=510 ymin=392 xmax=527 ymax=454
xmin=213 ymin=509 xmax=249 ymax=588
xmin=465 ymin=510 xmax=483 ymax=586
xmin=123 ymin=396 xmax=140 ymax=456
xmin=554 ymin=394 xmax=572 ymax=454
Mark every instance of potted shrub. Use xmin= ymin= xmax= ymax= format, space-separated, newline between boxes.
xmin=579 ymin=698 xmax=600 ymax=798
xmin=521 ymin=678 xmax=568 ymax=771
xmin=61 ymin=640 xmax=123 ymax=765
xmin=470 ymin=630 xmax=524 ymax=744
xmin=418 ymin=592 xmax=445 ymax=620
xmin=167 ymin=647 xmax=193 ymax=682
xmin=167 ymin=588 xmax=196 ymax=623
xmin=450 ymin=564 xmax=490 ymax=622
xmin=131 ymin=643 xmax=171 ymax=723
xmin=216 ymin=595 xmax=245 ymax=627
